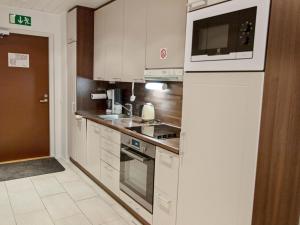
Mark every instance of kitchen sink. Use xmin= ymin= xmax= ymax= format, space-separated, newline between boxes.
xmin=97 ymin=114 xmax=131 ymax=120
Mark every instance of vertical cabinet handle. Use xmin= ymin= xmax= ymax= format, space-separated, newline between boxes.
xmin=179 ymin=131 xmax=186 ymax=167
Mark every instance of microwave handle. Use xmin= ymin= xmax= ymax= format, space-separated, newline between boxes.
xmin=121 ymin=148 xmax=148 ymax=162
xmin=187 ymin=0 xmax=207 ymax=11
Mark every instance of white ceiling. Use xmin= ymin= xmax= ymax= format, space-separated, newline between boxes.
xmin=0 ymin=0 xmax=109 ymax=14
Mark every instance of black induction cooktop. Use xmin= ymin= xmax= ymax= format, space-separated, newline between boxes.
xmin=127 ymin=124 xmax=181 ymax=140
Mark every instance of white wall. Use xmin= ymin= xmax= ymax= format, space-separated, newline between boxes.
xmin=0 ymin=5 xmax=68 ymax=159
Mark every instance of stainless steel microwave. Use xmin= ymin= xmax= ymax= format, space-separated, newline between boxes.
xmin=184 ymin=0 xmax=271 ymax=72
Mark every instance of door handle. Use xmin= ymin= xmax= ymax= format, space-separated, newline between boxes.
xmin=39 ymin=99 xmax=48 ymax=103
xmin=39 ymin=94 xmax=48 ymax=103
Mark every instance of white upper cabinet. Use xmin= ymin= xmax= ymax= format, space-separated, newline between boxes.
xmin=104 ymin=0 xmax=124 ymax=82
xmin=94 ymin=0 xmax=146 ymax=83
xmin=94 ymin=0 xmax=124 ymax=82
xmin=122 ymin=0 xmax=146 ymax=83
xmin=94 ymin=9 xmax=106 ymax=81
xmin=146 ymin=0 xmax=187 ymax=69
xmin=67 ymin=8 xmax=77 ymax=44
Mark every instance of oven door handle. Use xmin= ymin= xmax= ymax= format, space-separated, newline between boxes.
xmin=121 ymin=148 xmax=149 ymax=162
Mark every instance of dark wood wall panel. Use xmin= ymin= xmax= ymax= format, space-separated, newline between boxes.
xmin=76 ymin=77 xmax=108 ymax=112
xmin=77 ymin=6 xmax=94 ymax=78
xmin=252 ymin=0 xmax=300 ymax=224
xmin=114 ymin=82 xmax=183 ymax=126
xmin=76 ymin=80 xmax=183 ymax=126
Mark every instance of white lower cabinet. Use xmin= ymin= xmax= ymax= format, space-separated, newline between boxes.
xmin=99 ymin=125 xmax=121 ymax=196
xmin=153 ymin=147 xmax=179 ymax=225
xmin=86 ymin=120 xmax=101 ymax=180
xmin=71 ymin=116 xmax=87 ymax=167
xmin=119 ymin=191 xmax=153 ymax=224
xmin=153 ymin=190 xmax=177 ymax=225
xmin=100 ymin=160 xmax=120 ymax=196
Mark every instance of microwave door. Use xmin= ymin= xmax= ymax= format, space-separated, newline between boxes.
xmin=191 ymin=11 xmax=239 ymax=61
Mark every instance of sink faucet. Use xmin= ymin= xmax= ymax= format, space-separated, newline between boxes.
xmin=115 ymin=102 xmax=133 ymax=117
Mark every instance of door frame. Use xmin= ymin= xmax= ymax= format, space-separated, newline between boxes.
xmin=5 ymin=28 xmax=56 ymax=158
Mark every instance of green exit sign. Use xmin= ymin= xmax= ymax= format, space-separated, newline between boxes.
xmin=9 ymin=14 xmax=31 ymax=26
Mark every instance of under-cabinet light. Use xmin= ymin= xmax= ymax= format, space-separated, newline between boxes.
xmin=145 ymin=82 xmax=168 ymax=91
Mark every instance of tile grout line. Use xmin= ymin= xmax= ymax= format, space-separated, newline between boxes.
xmin=58 ymin=159 xmax=130 ymax=224
xmin=30 ymin=176 xmax=56 ymax=225
xmin=3 ymin=182 xmax=18 ymax=225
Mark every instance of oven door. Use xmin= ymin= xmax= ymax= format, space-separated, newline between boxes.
xmin=120 ymin=147 xmax=155 ymax=213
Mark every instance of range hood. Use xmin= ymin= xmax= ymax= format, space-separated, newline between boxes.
xmin=144 ymin=69 xmax=183 ymax=82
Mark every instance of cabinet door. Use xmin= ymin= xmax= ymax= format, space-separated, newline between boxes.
xmin=146 ymin=0 xmax=186 ymax=69
xmin=177 ymin=73 xmax=264 ymax=225
xmin=86 ymin=120 xmax=101 ymax=180
xmin=155 ymin=148 xmax=179 ymax=199
xmin=74 ymin=117 xmax=87 ymax=167
xmin=153 ymin=189 xmax=177 ymax=225
xmin=67 ymin=8 xmax=77 ymax=44
xmin=153 ymin=148 xmax=179 ymax=225
xmin=94 ymin=9 xmax=106 ymax=81
xmin=104 ymin=0 xmax=124 ymax=81
xmin=123 ymin=0 xmax=146 ymax=83
xmin=67 ymin=43 xmax=77 ymax=160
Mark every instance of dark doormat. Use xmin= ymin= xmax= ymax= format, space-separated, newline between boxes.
xmin=0 ymin=157 xmax=65 ymax=182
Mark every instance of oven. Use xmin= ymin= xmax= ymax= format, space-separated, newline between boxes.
xmin=185 ymin=0 xmax=270 ymax=72
xmin=120 ymin=134 xmax=156 ymax=213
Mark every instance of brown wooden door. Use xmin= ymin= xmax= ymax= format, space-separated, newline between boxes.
xmin=0 ymin=33 xmax=49 ymax=162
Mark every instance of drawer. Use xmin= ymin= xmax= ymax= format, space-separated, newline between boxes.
xmin=101 ymin=149 xmax=120 ymax=171
xmin=153 ymin=189 xmax=177 ymax=225
xmin=119 ymin=191 xmax=153 ymax=224
xmin=100 ymin=161 xmax=120 ymax=196
xmin=101 ymin=138 xmax=120 ymax=158
xmin=101 ymin=126 xmax=120 ymax=145
xmin=154 ymin=147 xmax=179 ymax=199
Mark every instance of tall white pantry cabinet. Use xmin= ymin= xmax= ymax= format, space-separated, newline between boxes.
xmin=177 ymin=73 xmax=264 ymax=225
xmin=67 ymin=8 xmax=87 ymax=164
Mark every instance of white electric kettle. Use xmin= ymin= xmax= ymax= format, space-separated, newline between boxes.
xmin=141 ymin=103 xmax=155 ymax=122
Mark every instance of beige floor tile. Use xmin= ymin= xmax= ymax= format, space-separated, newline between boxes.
xmin=32 ymin=176 xmax=65 ymax=197
xmin=5 ymin=178 xmax=34 ymax=194
xmin=62 ymin=180 xmax=97 ymax=201
xmin=0 ymin=205 xmax=16 ymax=225
xmin=0 ymin=187 xmax=16 ymax=225
xmin=55 ymin=170 xmax=80 ymax=184
xmin=104 ymin=219 xmax=129 ymax=225
xmin=54 ymin=214 xmax=91 ymax=225
xmin=9 ymin=189 xmax=45 ymax=214
xmin=77 ymin=197 xmax=121 ymax=225
xmin=15 ymin=210 xmax=54 ymax=225
xmin=42 ymin=193 xmax=81 ymax=220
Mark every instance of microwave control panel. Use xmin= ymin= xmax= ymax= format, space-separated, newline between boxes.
xmin=237 ymin=7 xmax=257 ymax=51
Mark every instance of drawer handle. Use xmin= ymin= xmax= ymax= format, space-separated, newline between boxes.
xmin=105 ymin=165 xmax=114 ymax=172
xmin=103 ymin=151 xmax=114 ymax=160
xmin=157 ymin=194 xmax=171 ymax=210
xmin=160 ymin=154 xmax=174 ymax=167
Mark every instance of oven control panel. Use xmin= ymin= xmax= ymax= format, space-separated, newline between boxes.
xmin=121 ymin=134 xmax=156 ymax=158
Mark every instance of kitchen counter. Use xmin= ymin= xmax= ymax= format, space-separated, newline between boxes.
xmin=76 ymin=111 xmax=180 ymax=154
